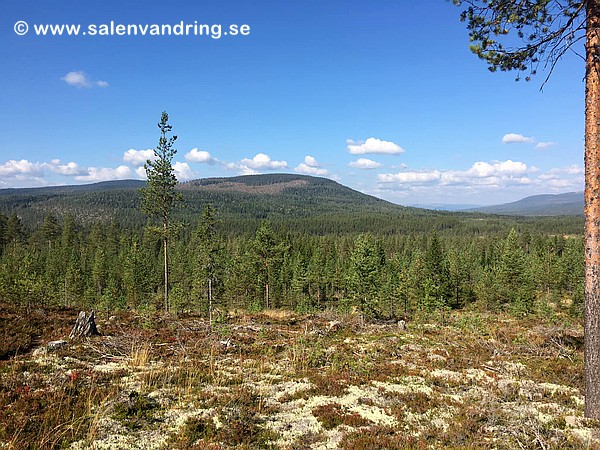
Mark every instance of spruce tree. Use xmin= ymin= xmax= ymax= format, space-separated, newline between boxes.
xmin=424 ymin=233 xmax=450 ymax=307
xmin=0 ymin=214 xmax=7 ymax=254
xmin=496 ymin=229 xmax=535 ymax=313
xmin=193 ymin=204 xmax=225 ymax=322
xmin=252 ymin=221 xmax=279 ymax=309
xmin=347 ymin=234 xmax=385 ymax=318
xmin=5 ymin=214 xmax=24 ymax=243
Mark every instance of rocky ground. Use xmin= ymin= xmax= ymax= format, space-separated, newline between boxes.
xmin=0 ymin=304 xmax=598 ymax=449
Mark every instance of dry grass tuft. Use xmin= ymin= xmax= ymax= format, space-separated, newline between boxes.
xmin=129 ymin=341 xmax=152 ymax=368
xmin=260 ymin=309 xmax=298 ymax=322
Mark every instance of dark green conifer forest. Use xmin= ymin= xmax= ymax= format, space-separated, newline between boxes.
xmin=0 ymin=174 xmax=584 ymax=320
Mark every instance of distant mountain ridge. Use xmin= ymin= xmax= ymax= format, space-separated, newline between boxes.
xmin=0 ymin=179 xmax=146 ymax=196
xmin=0 ymin=175 xmax=584 ymax=236
xmin=464 ymin=192 xmax=584 ymax=216
xmin=411 ymin=203 xmax=482 ymax=212
xmin=0 ymin=174 xmax=419 ymax=234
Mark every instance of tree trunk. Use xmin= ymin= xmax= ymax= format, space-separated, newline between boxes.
xmin=69 ymin=310 xmax=100 ymax=339
xmin=208 ymin=278 xmax=213 ymax=327
xmin=266 ymin=281 xmax=270 ymax=310
xmin=265 ymin=257 xmax=270 ymax=309
xmin=164 ymin=219 xmax=169 ymax=314
xmin=585 ymin=0 xmax=600 ymax=419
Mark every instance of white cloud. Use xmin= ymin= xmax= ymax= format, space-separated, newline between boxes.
xmin=533 ymin=165 xmax=583 ymax=192
xmin=1 ymin=159 xmax=136 ymax=186
xmin=546 ymin=179 xmax=573 ymax=189
xmin=347 ymin=137 xmax=404 ymax=155
xmin=75 ymin=166 xmax=131 ymax=182
xmin=62 ymin=71 xmax=90 ymax=88
xmin=226 ymin=162 xmax=259 ymax=175
xmin=0 ymin=159 xmax=44 ymax=178
xmin=123 ymin=149 xmax=157 ymax=166
xmin=377 ymin=160 xmax=583 ymax=203
xmin=303 ymin=156 xmax=319 ymax=167
xmin=0 ymin=155 xmax=196 ymax=187
xmin=295 ymin=164 xmax=328 ymax=176
xmin=61 ymin=70 xmax=108 ymax=89
xmin=128 ymin=155 xmax=195 ymax=180
xmin=378 ymin=170 xmax=442 ymax=184
xmin=173 ymin=162 xmax=195 ymax=180
xmin=537 ymin=165 xmax=583 ymax=180
xmin=502 ymin=133 xmax=536 ymax=144
xmin=537 ymin=173 xmax=555 ymax=181
xmin=502 ymin=133 xmax=558 ymax=149
xmin=47 ymin=160 xmax=87 ymax=176
xmin=348 ymin=158 xmax=383 ymax=170
xmin=466 ymin=160 xmax=528 ymax=178
xmin=378 ymin=160 xmax=530 ymax=188
xmin=565 ymin=164 xmax=584 ymax=175
xmin=535 ymin=141 xmax=557 ymax=150
xmin=185 ymin=148 xmax=216 ymax=164
xmin=135 ymin=166 xmax=147 ymax=179
xmin=239 ymin=153 xmax=288 ymax=171
xmin=294 ymin=155 xmax=330 ymax=176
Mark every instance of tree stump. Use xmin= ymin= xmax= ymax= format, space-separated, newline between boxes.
xmin=69 ymin=310 xmax=100 ymax=339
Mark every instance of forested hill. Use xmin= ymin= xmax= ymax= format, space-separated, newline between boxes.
xmin=180 ymin=174 xmax=401 ymax=215
xmin=0 ymin=174 xmax=583 ymax=236
xmin=0 ymin=174 xmax=399 ymax=218
xmin=465 ymin=192 xmax=584 ymax=216
xmin=0 ymin=179 xmax=146 ymax=196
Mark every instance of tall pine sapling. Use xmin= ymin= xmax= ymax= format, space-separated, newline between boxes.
xmin=141 ymin=111 xmax=183 ymax=314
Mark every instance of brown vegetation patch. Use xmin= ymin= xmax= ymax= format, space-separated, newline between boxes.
xmin=0 ymin=304 xmax=76 ymax=359
xmin=0 ymin=358 xmax=120 ymax=448
xmin=184 ymin=179 xmax=309 ymax=195
xmin=312 ymin=402 xmax=373 ymax=430
xmin=385 ymin=390 xmax=448 ymax=416
xmin=339 ymin=426 xmax=426 ymax=449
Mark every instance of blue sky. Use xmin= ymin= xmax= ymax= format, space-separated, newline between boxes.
xmin=1 ymin=0 xmax=585 ymax=205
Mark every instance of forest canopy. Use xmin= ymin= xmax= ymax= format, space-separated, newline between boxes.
xmin=0 ymin=175 xmax=584 ymax=319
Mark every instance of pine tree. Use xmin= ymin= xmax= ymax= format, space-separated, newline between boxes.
xmin=141 ymin=111 xmax=183 ymax=314
xmin=453 ymin=0 xmax=600 ymax=418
